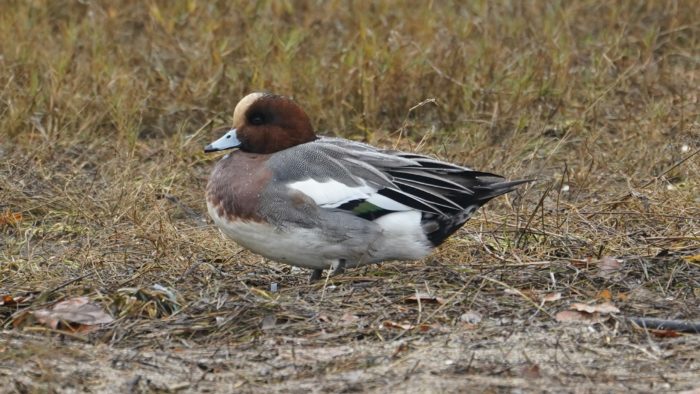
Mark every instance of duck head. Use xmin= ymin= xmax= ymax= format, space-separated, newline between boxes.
xmin=204 ymin=93 xmax=317 ymax=154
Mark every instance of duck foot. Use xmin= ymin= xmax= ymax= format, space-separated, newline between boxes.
xmin=308 ymin=260 xmax=347 ymax=283
xmin=309 ymin=269 xmax=323 ymax=283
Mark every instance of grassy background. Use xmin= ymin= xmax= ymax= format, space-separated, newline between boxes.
xmin=1 ymin=1 xmax=699 ymax=392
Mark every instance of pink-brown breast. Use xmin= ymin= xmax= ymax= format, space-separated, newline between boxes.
xmin=206 ymin=152 xmax=273 ymax=223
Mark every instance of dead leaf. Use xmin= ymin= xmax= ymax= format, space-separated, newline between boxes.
xmin=555 ymin=310 xmax=608 ymax=324
xmin=571 ymin=259 xmax=589 ymax=268
xmin=405 ymin=293 xmax=445 ymax=304
xmin=460 ymin=311 xmax=482 ymax=324
xmin=542 ymin=292 xmax=562 ymax=303
xmin=650 ymin=329 xmax=682 ymax=338
xmin=382 ymin=320 xmax=414 ymax=330
xmin=31 ymin=297 xmax=113 ymax=332
xmin=0 ymin=295 xmax=12 ymax=305
xmin=340 ymin=312 xmax=359 ymax=324
xmin=0 ymin=210 xmax=22 ymax=226
xmin=11 ymin=309 xmax=33 ymax=328
xmin=519 ymin=363 xmax=542 ymax=379
xmin=596 ymin=289 xmax=612 ymax=301
xmin=1 ymin=294 xmax=32 ymax=306
xmin=570 ymin=302 xmax=619 ymax=314
xmin=597 ymin=256 xmax=622 ymax=278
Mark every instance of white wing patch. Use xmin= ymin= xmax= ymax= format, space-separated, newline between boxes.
xmin=288 ymin=179 xmax=375 ymax=208
xmin=288 ymin=179 xmax=414 ymax=212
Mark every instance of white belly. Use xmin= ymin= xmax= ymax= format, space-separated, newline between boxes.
xmin=207 ymin=202 xmax=433 ymax=270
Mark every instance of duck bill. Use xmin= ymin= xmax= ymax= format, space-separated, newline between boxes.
xmin=204 ymin=128 xmax=241 ymax=153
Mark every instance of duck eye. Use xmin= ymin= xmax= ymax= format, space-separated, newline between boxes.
xmin=249 ymin=113 xmax=265 ymax=125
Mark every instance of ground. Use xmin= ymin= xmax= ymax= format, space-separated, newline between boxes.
xmin=1 ymin=1 xmax=699 ymax=393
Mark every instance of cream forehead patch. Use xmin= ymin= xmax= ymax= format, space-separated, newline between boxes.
xmin=233 ymin=92 xmax=266 ymax=127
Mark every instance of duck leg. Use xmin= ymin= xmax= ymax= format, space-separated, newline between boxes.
xmin=309 ymin=269 xmax=323 ymax=283
xmin=330 ymin=259 xmax=346 ymax=276
xmin=309 ymin=259 xmax=347 ymax=283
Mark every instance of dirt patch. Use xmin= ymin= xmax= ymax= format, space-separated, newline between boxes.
xmin=3 ymin=320 xmax=699 ymax=393
xmin=3 ymin=255 xmax=699 ymax=392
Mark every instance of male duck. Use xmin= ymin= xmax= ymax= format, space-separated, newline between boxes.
xmin=205 ymin=93 xmax=528 ymax=281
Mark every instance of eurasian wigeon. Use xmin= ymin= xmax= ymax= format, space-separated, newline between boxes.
xmin=205 ymin=93 xmax=529 ymax=281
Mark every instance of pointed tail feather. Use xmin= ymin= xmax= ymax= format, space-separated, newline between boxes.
xmin=474 ymin=178 xmax=534 ymax=201
xmin=423 ymin=178 xmax=533 ymax=246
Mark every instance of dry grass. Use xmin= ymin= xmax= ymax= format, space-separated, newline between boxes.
xmin=1 ymin=1 xmax=699 ymax=392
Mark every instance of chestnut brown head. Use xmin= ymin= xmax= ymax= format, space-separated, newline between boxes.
xmin=204 ymin=93 xmax=317 ymax=154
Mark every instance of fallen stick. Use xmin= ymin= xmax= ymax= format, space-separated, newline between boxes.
xmin=627 ymin=317 xmax=700 ymax=333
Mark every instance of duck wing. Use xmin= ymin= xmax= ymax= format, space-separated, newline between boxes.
xmin=313 ymin=137 xmax=530 ymax=214
xmin=267 ymin=137 xmax=529 ymax=225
